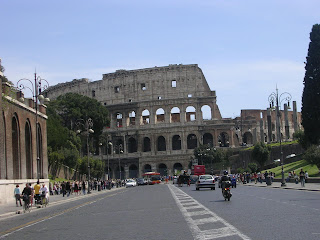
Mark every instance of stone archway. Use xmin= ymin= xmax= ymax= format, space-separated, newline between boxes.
xmin=173 ymin=163 xmax=183 ymax=175
xmin=158 ymin=163 xmax=167 ymax=176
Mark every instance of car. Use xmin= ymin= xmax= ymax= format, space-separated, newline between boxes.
xmin=173 ymin=176 xmax=178 ymax=184
xmin=125 ymin=179 xmax=137 ymax=188
xmin=190 ymin=175 xmax=199 ymax=184
xmin=195 ymin=175 xmax=215 ymax=190
xmin=136 ymin=178 xmax=148 ymax=185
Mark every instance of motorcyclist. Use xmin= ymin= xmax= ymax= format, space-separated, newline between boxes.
xmin=220 ymin=171 xmax=231 ymax=193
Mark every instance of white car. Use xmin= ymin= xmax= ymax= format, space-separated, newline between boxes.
xmin=196 ymin=175 xmax=215 ymax=190
xmin=126 ymin=179 xmax=137 ymax=188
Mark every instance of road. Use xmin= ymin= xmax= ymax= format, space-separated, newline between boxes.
xmin=1 ymin=184 xmax=319 ymax=240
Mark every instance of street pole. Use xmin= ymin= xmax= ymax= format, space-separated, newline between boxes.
xmin=268 ymin=87 xmax=291 ymax=187
xmin=76 ymin=118 xmax=94 ymax=193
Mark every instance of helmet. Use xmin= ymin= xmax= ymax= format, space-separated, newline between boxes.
xmin=223 ymin=171 xmax=228 ymax=175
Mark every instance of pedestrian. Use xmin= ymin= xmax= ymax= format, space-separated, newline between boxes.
xmin=299 ymin=168 xmax=305 ymax=187
xmin=305 ymin=171 xmax=309 ymax=183
xmin=66 ymin=181 xmax=71 ymax=197
xmin=61 ymin=181 xmax=66 ymax=197
xmin=82 ymin=181 xmax=86 ymax=195
xmin=14 ymin=184 xmax=22 ymax=207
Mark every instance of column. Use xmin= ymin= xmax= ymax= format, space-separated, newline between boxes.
xmin=284 ymin=103 xmax=290 ymax=141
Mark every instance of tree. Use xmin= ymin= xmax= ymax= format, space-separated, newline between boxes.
xmin=304 ymin=145 xmax=320 ymax=169
xmin=302 ymin=24 xmax=320 ymax=145
xmin=293 ymin=130 xmax=308 ymax=150
xmin=252 ymin=142 xmax=271 ymax=167
xmin=248 ymin=162 xmax=258 ymax=173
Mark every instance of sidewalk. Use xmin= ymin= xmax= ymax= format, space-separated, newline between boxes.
xmin=0 ymin=187 xmax=124 ymax=220
xmin=242 ymin=181 xmax=320 ymax=191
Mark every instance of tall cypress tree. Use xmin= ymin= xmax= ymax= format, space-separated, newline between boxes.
xmin=302 ymin=24 xmax=320 ymax=145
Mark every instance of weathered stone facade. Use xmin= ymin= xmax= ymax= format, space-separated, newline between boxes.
xmin=44 ymin=64 xmax=301 ymax=179
xmin=0 ymin=77 xmax=49 ymax=204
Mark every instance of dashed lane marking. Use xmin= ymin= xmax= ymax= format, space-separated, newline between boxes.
xmin=168 ymin=185 xmax=251 ymax=240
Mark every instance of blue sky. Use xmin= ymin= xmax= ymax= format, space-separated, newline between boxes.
xmin=1 ymin=0 xmax=319 ymax=118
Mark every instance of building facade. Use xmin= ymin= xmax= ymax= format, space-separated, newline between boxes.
xmin=0 ymin=76 xmax=49 ymax=204
xmin=45 ymin=64 xmax=301 ymax=179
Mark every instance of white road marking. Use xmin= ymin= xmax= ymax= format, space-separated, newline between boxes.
xmin=168 ymin=185 xmax=251 ymax=240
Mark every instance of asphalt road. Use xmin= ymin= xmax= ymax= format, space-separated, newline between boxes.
xmin=1 ymin=184 xmax=319 ymax=240
xmin=177 ymin=184 xmax=320 ymax=240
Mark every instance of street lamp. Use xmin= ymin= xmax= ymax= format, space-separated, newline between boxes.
xmin=117 ymin=144 xmax=123 ymax=180
xmin=211 ymin=148 xmax=216 ymax=175
xmin=76 ymin=118 xmax=94 ymax=193
xmin=268 ymin=87 xmax=292 ymax=187
xmin=17 ymin=73 xmax=50 ymax=182
xmin=106 ymin=141 xmax=113 ymax=180
xmin=99 ymin=142 xmax=105 ymax=180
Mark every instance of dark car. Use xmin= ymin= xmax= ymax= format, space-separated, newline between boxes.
xmin=190 ymin=175 xmax=199 ymax=184
xmin=137 ymin=178 xmax=147 ymax=185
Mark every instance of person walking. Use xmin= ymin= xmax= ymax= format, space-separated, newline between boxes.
xmin=299 ymin=169 xmax=305 ymax=187
xmin=82 ymin=181 xmax=86 ymax=195
xmin=14 ymin=185 xmax=22 ymax=207
xmin=61 ymin=181 xmax=66 ymax=197
xmin=66 ymin=181 xmax=71 ymax=197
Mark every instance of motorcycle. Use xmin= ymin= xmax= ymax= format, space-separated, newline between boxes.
xmin=222 ymin=181 xmax=232 ymax=201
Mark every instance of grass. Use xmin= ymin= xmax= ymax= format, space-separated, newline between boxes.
xmin=241 ymin=140 xmax=299 ymax=151
xmin=263 ymin=159 xmax=320 ymax=178
xmin=49 ymin=175 xmax=69 ymax=184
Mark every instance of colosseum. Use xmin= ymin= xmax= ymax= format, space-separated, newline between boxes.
xmin=44 ymin=64 xmax=301 ymax=179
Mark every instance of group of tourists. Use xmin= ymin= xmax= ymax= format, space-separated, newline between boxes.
xmin=14 ymin=181 xmax=49 ymax=207
xmin=49 ymin=179 xmax=126 ymax=197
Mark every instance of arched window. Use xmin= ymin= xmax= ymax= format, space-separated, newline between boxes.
xmin=243 ymin=132 xmax=253 ymax=145
xmin=203 ymin=133 xmax=213 ymax=147
xmin=144 ymin=164 xmax=152 ymax=173
xmin=156 ymin=108 xmax=165 ymax=123
xmin=173 ymin=163 xmax=183 ymax=174
xmin=187 ymin=134 xmax=197 ymax=149
xmin=201 ymin=105 xmax=212 ymax=120
xmin=170 ymin=107 xmax=180 ymax=123
xmin=116 ymin=112 xmax=123 ymax=128
xmin=143 ymin=137 xmax=151 ymax=152
xmin=25 ymin=120 xmax=32 ymax=179
xmin=172 ymin=135 xmax=181 ymax=150
xmin=128 ymin=137 xmax=137 ymax=153
xmin=37 ymin=123 xmax=44 ymax=179
xmin=142 ymin=109 xmax=150 ymax=125
xmin=158 ymin=163 xmax=168 ymax=176
xmin=12 ymin=116 xmax=20 ymax=179
xmin=218 ymin=132 xmax=229 ymax=147
xmin=157 ymin=136 xmax=166 ymax=151
xmin=128 ymin=111 xmax=136 ymax=126
xmin=186 ymin=106 xmax=196 ymax=122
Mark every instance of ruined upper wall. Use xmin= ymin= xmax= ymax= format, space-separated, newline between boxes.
xmin=44 ymin=64 xmax=216 ymax=106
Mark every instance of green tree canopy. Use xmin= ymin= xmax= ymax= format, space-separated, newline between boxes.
xmin=252 ymin=142 xmax=271 ymax=167
xmin=304 ymin=145 xmax=320 ymax=169
xmin=302 ymin=24 xmax=320 ymax=145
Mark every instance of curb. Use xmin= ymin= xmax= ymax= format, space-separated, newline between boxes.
xmin=243 ymin=184 xmax=320 ymax=192
xmin=0 ymin=187 xmax=125 ymax=220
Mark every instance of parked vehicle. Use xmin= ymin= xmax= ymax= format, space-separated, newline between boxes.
xmin=125 ymin=179 xmax=137 ymax=188
xmin=196 ymin=175 xmax=215 ymax=190
xmin=136 ymin=178 xmax=148 ymax=185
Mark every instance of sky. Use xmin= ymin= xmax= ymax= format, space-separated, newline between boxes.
xmin=1 ymin=0 xmax=319 ymax=118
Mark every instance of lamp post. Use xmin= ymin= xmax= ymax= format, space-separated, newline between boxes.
xmin=211 ymin=148 xmax=216 ymax=175
xmin=17 ymin=73 xmax=49 ymax=182
xmin=107 ymin=141 xmax=112 ymax=180
xmin=99 ymin=142 xmax=105 ymax=180
xmin=76 ymin=118 xmax=94 ymax=193
xmin=117 ymin=144 xmax=123 ymax=180
xmin=268 ymin=87 xmax=292 ymax=187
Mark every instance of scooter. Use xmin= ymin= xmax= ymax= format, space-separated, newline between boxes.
xmin=222 ymin=181 xmax=232 ymax=201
